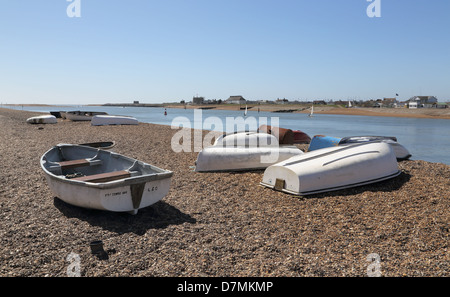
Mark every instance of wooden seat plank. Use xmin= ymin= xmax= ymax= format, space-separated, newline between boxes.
xmin=72 ymin=170 xmax=131 ymax=183
xmin=58 ymin=159 xmax=90 ymax=169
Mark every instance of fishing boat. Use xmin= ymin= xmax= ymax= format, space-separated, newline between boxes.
xmin=309 ymin=135 xmax=411 ymax=160
xmin=261 ymin=142 xmax=400 ymax=196
xmin=65 ymin=111 xmax=108 ymax=121
xmin=91 ymin=115 xmax=138 ymax=126
xmin=26 ymin=115 xmax=57 ymax=124
xmin=40 ymin=144 xmax=173 ymax=214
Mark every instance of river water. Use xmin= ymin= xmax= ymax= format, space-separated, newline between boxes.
xmin=6 ymin=105 xmax=450 ymax=165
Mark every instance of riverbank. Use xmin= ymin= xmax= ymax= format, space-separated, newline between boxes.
xmin=0 ymin=107 xmax=448 ymax=277
xmin=168 ymin=104 xmax=450 ymax=120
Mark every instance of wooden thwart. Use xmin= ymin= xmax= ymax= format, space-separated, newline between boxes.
xmin=72 ymin=170 xmax=131 ymax=183
xmin=58 ymin=159 xmax=90 ymax=169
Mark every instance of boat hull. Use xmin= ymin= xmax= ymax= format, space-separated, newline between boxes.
xmin=261 ymin=142 xmax=400 ymax=196
xmin=338 ymin=136 xmax=411 ymax=160
xmin=195 ymin=146 xmax=304 ymax=172
xmin=258 ymin=125 xmax=294 ymax=145
xmin=213 ymin=131 xmax=279 ymax=147
xmin=27 ymin=115 xmax=57 ymax=124
xmin=91 ymin=115 xmax=139 ymax=126
xmin=40 ymin=144 xmax=172 ymax=214
xmin=308 ymin=135 xmax=342 ymax=151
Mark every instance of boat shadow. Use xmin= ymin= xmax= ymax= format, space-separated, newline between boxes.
xmin=297 ymin=170 xmax=412 ymax=199
xmin=53 ymin=198 xmax=196 ymax=235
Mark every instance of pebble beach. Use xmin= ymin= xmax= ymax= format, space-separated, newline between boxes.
xmin=0 ymin=107 xmax=448 ymax=277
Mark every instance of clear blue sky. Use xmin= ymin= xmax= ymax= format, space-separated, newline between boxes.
xmin=1 ymin=0 xmax=449 ymax=104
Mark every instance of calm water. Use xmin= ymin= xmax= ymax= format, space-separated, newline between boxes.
xmin=6 ymin=105 xmax=450 ymax=165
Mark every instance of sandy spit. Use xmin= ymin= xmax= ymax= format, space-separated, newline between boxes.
xmin=0 ymin=108 xmax=448 ymax=277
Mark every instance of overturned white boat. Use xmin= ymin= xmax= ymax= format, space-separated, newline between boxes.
xmin=261 ymin=142 xmax=400 ymax=196
xmin=309 ymin=135 xmax=411 ymax=161
xmin=338 ymin=136 xmax=411 ymax=160
xmin=27 ymin=115 xmax=57 ymax=124
xmin=195 ymin=131 xmax=304 ymax=172
xmin=213 ymin=131 xmax=279 ymax=147
xmin=41 ymin=144 xmax=173 ymax=214
xmin=91 ymin=115 xmax=139 ymax=126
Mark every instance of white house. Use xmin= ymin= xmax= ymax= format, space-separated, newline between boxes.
xmin=225 ymin=96 xmax=246 ymax=104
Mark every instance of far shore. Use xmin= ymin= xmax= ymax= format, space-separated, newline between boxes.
xmin=3 ymin=103 xmax=450 ymax=119
xmin=168 ymin=104 xmax=450 ymax=120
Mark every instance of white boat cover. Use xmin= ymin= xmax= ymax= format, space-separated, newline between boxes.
xmin=261 ymin=142 xmax=400 ymax=196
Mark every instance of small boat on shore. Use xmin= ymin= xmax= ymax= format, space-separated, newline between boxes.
xmin=261 ymin=142 xmax=400 ymax=196
xmin=65 ymin=111 xmax=108 ymax=121
xmin=91 ymin=115 xmax=138 ymax=126
xmin=258 ymin=125 xmax=311 ymax=144
xmin=40 ymin=144 xmax=173 ymax=214
xmin=26 ymin=115 xmax=57 ymax=124
xmin=79 ymin=141 xmax=116 ymax=150
xmin=195 ymin=145 xmax=304 ymax=172
xmin=339 ymin=136 xmax=411 ymax=160
xmin=50 ymin=111 xmax=63 ymax=118
xmin=196 ymin=131 xmax=304 ymax=172
xmin=213 ymin=131 xmax=279 ymax=147
xmin=308 ymin=135 xmax=411 ymax=160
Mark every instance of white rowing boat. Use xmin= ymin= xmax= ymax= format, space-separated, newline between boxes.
xmin=195 ymin=146 xmax=304 ymax=172
xmin=338 ymin=136 xmax=411 ymax=160
xmin=26 ymin=115 xmax=57 ymax=124
xmin=40 ymin=144 xmax=173 ymax=214
xmin=91 ymin=115 xmax=138 ymax=126
xmin=261 ymin=142 xmax=400 ymax=196
xmin=65 ymin=111 xmax=108 ymax=121
xmin=195 ymin=131 xmax=304 ymax=172
xmin=213 ymin=131 xmax=279 ymax=147
xmin=309 ymin=135 xmax=411 ymax=160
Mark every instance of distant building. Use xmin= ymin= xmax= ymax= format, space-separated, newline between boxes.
xmin=193 ymin=96 xmax=204 ymax=105
xmin=276 ymin=98 xmax=289 ymax=104
xmin=133 ymin=100 xmax=140 ymax=104
xmin=382 ymin=98 xmax=397 ymax=108
xmin=225 ymin=95 xmax=246 ymax=104
xmin=407 ymin=96 xmax=438 ymax=108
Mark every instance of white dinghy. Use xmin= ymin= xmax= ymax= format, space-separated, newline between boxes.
xmin=41 ymin=144 xmax=173 ymax=214
xmin=27 ymin=115 xmax=57 ymax=124
xmin=91 ymin=115 xmax=139 ymax=126
xmin=213 ymin=131 xmax=279 ymax=147
xmin=261 ymin=142 xmax=400 ymax=196
xmin=195 ymin=131 xmax=304 ymax=172
xmin=338 ymin=136 xmax=411 ymax=160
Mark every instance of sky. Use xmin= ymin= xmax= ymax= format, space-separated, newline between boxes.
xmin=0 ymin=0 xmax=449 ymax=105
